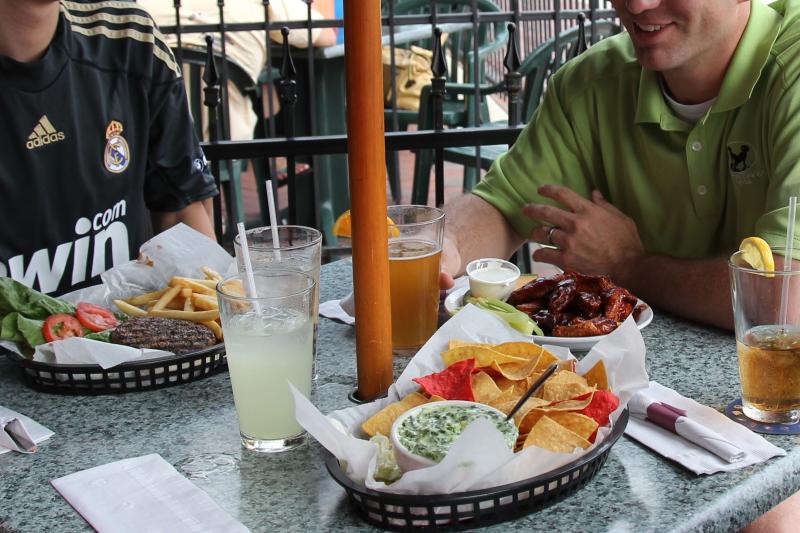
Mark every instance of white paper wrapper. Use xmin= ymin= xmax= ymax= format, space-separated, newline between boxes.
xmin=2 ymin=224 xmax=234 ymax=368
xmin=294 ymin=304 xmax=650 ymax=494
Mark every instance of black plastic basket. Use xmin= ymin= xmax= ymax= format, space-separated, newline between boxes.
xmin=4 ymin=344 xmax=226 ymax=394
xmin=325 ymin=409 xmax=628 ymax=531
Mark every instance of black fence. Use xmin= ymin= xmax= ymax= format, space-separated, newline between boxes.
xmin=150 ymin=1 xmax=620 ymax=246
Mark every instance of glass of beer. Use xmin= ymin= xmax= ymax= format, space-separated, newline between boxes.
xmin=387 ymin=205 xmax=445 ymax=355
xmin=729 ymin=247 xmax=800 ymax=423
xmin=216 ymin=270 xmax=315 ymax=452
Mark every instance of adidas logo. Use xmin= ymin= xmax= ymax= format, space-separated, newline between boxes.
xmin=26 ymin=115 xmax=65 ymax=150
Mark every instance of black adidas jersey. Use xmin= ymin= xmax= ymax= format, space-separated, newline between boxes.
xmin=0 ymin=1 xmax=218 ymax=296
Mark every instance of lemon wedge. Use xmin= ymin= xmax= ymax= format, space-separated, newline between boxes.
xmin=332 ymin=210 xmax=400 ymax=238
xmin=739 ymin=237 xmax=775 ymax=272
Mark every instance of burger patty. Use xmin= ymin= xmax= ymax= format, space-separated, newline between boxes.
xmin=111 ymin=317 xmax=217 ymax=354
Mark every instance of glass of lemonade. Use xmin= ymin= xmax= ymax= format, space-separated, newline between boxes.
xmin=730 ymin=247 xmax=800 ymax=423
xmin=233 ymin=226 xmax=322 ymax=376
xmin=216 ymin=270 xmax=315 ymax=452
xmin=387 ymin=205 xmax=445 ymax=355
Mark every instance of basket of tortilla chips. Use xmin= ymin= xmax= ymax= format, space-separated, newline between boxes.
xmin=294 ymin=304 xmax=648 ymax=529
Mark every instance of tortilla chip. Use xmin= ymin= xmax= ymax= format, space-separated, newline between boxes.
xmin=533 ymin=349 xmax=560 ymax=372
xmin=471 ymin=371 xmax=503 ymax=403
xmin=522 ymin=416 xmax=591 ymax=453
xmin=542 ymin=412 xmax=598 ymax=441
xmin=576 ymin=389 xmax=620 ymax=428
xmin=413 ymin=358 xmax=476 ymax=401
xmin=429 ymin=395 xmax=446 ymax=402
xmin=541 ymin=371 xmax=595 ymax=402
xmin=583 ymin=360 xmax=609 ymax=390
xmin=361 ymin=392 xmax=429 ymax=437
xmin=545 ymin=392 xmax=595 ymax=412
xmin=490 ymin=357 xmax=540 ymax=381
xmin=448 ymin=339 xmax=489 ymax=350
xmin=493 ymin=341 xmax=543 ymax=360
xmin=442 ymin=345 xmax=527 ymax=368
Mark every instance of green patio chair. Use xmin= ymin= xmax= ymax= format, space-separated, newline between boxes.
xmin=383 ymin=0 xmax=509 ymax=202
xmin=411 ymin=20 xmax=622 ymax=204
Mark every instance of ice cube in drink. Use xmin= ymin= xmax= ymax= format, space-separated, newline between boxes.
xmin=389 ymin=239 xmax=442 ymax=354
xmin=737 ymin=325 xmax=800 ymax=423
xmin=224 ymin=308 xmax=313 ymax=448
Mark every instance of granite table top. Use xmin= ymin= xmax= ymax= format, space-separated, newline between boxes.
xmin=1 ymin=258 xmax=799 ymax=533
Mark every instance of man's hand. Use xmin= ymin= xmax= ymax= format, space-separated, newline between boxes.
xmin=524 ymin=185 xmax=645 ymax=282
xmin=439 ymin=234 xmax=460 ymax=290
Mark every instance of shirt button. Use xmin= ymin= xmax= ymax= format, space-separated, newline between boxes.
xmin=697 ymin=185 xmax=707 ymax=195
xmin=691 ymin=141 xmax=703 ymax=152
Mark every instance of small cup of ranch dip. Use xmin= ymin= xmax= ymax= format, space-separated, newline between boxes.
xmin=466 ymin=258 xmax=521 ymax=301
xmin=390 ymin=400 xmax=518 ymax=472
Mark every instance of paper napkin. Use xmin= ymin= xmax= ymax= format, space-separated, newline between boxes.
xmin=0 ymin=405 xmax=53 ymax=455
xmin=52 ymin=454 xmax=249 ymax=533
xmin=319 ymin=276 xmax=469 ymax=325
xmin=624 ymin=381 xmax=786 ymax=474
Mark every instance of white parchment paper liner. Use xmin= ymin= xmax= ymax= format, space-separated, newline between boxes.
xmin=294 ymin=304 xmax=649 ymax=494
xmin=1 ymin=224 xmax=234 ymax=369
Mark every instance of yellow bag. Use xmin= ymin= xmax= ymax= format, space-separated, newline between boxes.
xmin=382 ymin=45 xmax=434 ymax=112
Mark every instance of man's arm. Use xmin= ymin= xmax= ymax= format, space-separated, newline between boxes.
xmin=442 ymin=194 xmax=525 ymax=279
xmin=151 ymin=198 xmax=215 ymax=240
xmin=616 ymin=255 xmax=733 ymax=330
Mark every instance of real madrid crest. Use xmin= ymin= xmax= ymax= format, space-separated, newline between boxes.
xmin=104 ymin=120 xmax=130 ymax=173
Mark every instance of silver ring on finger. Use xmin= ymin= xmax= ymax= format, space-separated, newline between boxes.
xmin=546 ymin=225 xmax=559 ymax=247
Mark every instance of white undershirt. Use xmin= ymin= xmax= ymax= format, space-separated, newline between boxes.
xmin=659 ymin=76 xmax=716 ymax=124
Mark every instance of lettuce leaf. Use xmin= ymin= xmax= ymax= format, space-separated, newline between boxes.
xmin=1 ymin=312 xmax=45 ymax=347
xmin=0 ymin=277 xmax=74 ymax=319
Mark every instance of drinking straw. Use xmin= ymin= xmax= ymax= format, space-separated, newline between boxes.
xmin=265 ymin=180 xmax=282 ymax=261
xmin=779 ymin=196 xmax=797 ymax=325
xmin=236 ymin=222 xmax=259 ymax=300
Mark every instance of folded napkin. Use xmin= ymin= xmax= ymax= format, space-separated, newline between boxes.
xmin=625 ymin=381 xmax=785 ymax=474
xmin=52 ymin=454 xmax=249 ymax=533
xmin=319 ymin=276 xmax=470 ymax=325
xmin=629 ymin=390 xmax=745 ymax=463
xmin=0 ymin=405 xmax=53 ymax=455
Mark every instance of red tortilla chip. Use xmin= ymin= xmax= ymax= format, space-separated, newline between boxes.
xmin=576 ymin=389 xmax=620 ymax=429
xmin=413 ymin=359 xmax=475 ymax=401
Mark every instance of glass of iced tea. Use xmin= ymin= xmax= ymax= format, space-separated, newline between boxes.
xmin=729 ymin=247 xmax=800 ymax=423
xmin=387 ymin=205 xmax=445 ymax=355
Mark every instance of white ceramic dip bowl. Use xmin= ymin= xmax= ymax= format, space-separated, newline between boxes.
xmin=466 ymin=258 xmax=521 ymax=301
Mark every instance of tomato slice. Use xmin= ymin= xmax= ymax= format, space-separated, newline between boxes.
xmin=43 ymin=314 xmax=85 ymax=342
xmin=76 ymin=302 xmax=119 ymax=332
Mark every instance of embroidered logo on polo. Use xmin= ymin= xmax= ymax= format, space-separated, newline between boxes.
xmin=727 ymin=142 xmax=764 ymax=185
xmin=104 ymin=120 xmax=130 ymax=173
xmin=26 ymin=115 xmax=65 ymax=150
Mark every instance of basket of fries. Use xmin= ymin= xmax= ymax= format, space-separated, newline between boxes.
xmin=294 ymin=304 xmax=648 ymax=530
xmin=2 ymin=225 xmax=234 ymax=394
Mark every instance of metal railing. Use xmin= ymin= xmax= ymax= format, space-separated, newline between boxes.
xmin=152 ymin=1 xmax=618 ymax=244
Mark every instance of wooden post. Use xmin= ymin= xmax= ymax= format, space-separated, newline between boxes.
xmin=343 ymin=0 xmax=394 ymax=400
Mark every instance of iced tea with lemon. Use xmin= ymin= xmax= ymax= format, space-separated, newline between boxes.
xmin=389 ymin=239 xmax=442 ymax=352
xmin=738 ymin=325 xmax=800 ymax=421
xmin=730 ymin=239 xmax=800 ymax=423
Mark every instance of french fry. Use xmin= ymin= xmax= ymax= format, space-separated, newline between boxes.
xmin=183 ymin=288 xmax=194 ymax=312
xmin=114 ymin=299 xmax=148 ymax=317
xmin=149 ymin=308 xmax=220 ymax=322
xmin=151 ymin=285 xmax=182 ymax=312
xmin=201 ymin=266 xmax=223 ymax=282
xmin=191 ymin=279 xmax=219 ymax=289
xmin=169 ymin=276 xmax=215 ymax=296
xmin=125 ymin=288 xmax=168 ymax=306
xmin=203 ymin=320 xmax=223 ymax=340
xmin=191 ymin=293 xmax=219 ymax=311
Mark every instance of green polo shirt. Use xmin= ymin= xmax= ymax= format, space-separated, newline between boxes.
xmin=474 ymin=0 xmax=800 ymax=259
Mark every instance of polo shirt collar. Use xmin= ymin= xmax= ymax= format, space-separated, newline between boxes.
xmin=635 ymin=0 xmax=782 ymax=126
